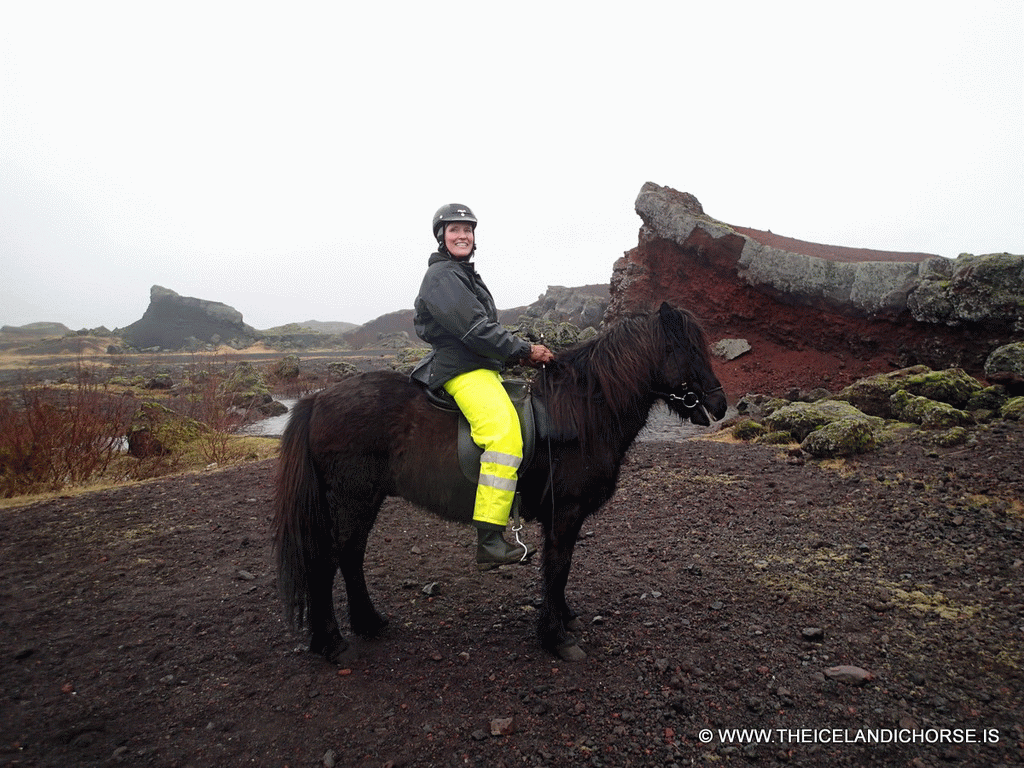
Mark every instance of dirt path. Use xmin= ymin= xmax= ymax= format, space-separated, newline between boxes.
xmin=2 ymin=424 xmax=1023 ymax=767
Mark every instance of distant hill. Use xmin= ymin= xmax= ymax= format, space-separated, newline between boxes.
xmin=294 ymin=320 xmax=359 ymax=335
xmin=341 ymin=309 xmax=419 ymax=349
xmin=0 ymin=322 xmax=73 ymax=338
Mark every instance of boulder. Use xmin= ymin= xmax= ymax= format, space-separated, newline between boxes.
xmin=984 ymin=342 xmax=1024 ymax=393
xmin=801 ymin=418 xmax=877 ymax=457
xmin=909 ymin=253 xmax=1024 ymax=329
xmin=1001 ymin=396 xmax=1024 ymax=420
xmin=221 ymin=361 xmax=274 ymax=409
xmin=837 ymin=367 xmax=984 ymax=419
xmin=127 ymin=401 xmax=206 ymax=458
xmin=889 ymin=391 xmax=973 ymax=429
xmin=764 ymin=400 xmax=882 ymax=442
xmin=712 ymin=338 xmax=751 ymax=361
xmin=143 ymin=372 xmax=174 ymax=390
xmin=271 ymin=355 xmax=301 ymax=381
xmin=731 ymin=419 xmax=768 ymax=441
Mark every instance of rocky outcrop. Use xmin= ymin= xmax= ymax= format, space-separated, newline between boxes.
xmin=120 ymin=286 xmax=260 ymax=351
xmin=910 ymin=254 xmax=1024 ymax=330
xmin=517 ymin=285 xmax=609 ymax=328
xmin=608 ymin=182 xmax=1024 ymax=395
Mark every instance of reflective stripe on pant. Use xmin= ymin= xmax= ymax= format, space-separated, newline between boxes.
xmin=443 ymin=369 xmax=522 ymax=528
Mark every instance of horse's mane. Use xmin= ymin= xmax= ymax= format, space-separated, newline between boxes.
xmin=535 ymin=307 xmax=711 ymax=445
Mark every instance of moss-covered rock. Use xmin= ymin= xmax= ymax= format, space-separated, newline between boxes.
xmin=271 ymin=355 xmax=301 ymax=381
xmin=731 ymin=419 xmax=768 ymax=441
xmin=903 ymin=368 xmax=984 ymax=408
xmin=764 ymin=400 xmax=879 ymax=442
xmin=1001 ymin=396 xmax=1024 ymax=420
xmin=985 ymin=341 xmax=1024 ymax=391
xmin=512 ymin=318 xmax=587 ymax=351
xmin=391 ymin=348 xmax=427 ymax=375
xmin=835 ymin=366 xmax=930 ymax=417
xmin=837 ymin=366 xmax=983 ymax=418
xmin=801 ymin=418 xmax=877 ymax=457
xmin=931 ymin=427 xmax=970 ymax=447
xmin=127 ymin=401 xmax=207 ymax=458
xmin=144 ymin=372 xmax=174 ymax=390
xmin=965 ymin=385 xmax=1008 ymax=413
xmin=327 ymin=361 xmax=360 ymax=382
xmin=221 ymin=361 xmax=273 ymax=407
xmin=889 ymin=391 xmax=974 ymax=429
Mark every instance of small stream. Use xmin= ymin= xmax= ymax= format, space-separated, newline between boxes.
xmin=238 ymin=399 xmax=298 ymax=437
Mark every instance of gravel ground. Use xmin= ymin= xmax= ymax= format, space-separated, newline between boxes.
xmin=3 ymin=417 xmax=1022 ymax=767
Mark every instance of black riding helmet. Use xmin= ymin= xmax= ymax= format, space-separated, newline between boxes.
xmin=432 ymin=203 xmax=477 ymax=253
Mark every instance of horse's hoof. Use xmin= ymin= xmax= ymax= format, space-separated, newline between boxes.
xmin=311 ymin=636 xmax=349 ymax=664
xmin=555 ymin=642 xmax=587 ymax=662
xmin=565 ymin=616 xmax=584 ymax=633
xmin=352 ymin=612 xmax=390 ymax=638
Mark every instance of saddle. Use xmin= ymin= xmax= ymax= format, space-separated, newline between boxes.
xmin=423 ymin=379 xmax=554 ymax=484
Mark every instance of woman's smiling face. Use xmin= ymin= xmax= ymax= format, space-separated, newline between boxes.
xmin=444 ymin=222 xmax=475 ymax=259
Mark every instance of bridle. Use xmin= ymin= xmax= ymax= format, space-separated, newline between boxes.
xmin=654 ymin=313 xmax=723 ymax=411
xmin=653 ymin=384 xmax=723 ymax=411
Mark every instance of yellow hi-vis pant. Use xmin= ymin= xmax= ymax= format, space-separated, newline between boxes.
xmin=443 ymin=369 xmax=522 ymax=529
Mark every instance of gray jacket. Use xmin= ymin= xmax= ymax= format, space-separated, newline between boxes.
xmin=410 ymin=252 xmax=532 ymax=390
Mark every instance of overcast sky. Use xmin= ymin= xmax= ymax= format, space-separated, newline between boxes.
xmin=2 ymin=2 xmax=1022 ymax=331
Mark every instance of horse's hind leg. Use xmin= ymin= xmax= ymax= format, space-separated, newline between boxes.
xmin=307 ymin=560 xmax=346 ymax=663
xmin=308 ymin=477 xmax=387 ymax=661
xmin=339 ymin=504 xmax=390 ymax=637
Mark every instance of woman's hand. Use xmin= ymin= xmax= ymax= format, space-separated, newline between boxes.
xmin=526 ymin=344 xmax=555 ymax=366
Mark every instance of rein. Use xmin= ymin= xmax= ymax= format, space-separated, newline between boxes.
xmin=538 ymin=361 xmax=558 ymax=521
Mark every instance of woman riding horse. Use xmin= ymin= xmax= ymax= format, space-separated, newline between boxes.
xmin=410 ymin=203 xmax=554 ymax=569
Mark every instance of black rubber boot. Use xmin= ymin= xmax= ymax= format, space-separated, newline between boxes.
xmin=476 ymin=528 xmax=537 ymax=571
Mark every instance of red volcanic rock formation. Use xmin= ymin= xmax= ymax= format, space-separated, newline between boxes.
xmin=609 ymin=183 xmax=1024 ymax=397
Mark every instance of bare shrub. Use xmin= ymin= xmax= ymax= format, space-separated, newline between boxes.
xmin=169 ymin=355 xmax=254 ymax=465
xmin=0 ymin=366 xmax=134 ymax=497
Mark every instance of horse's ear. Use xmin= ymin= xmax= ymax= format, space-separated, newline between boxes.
xmin=658 ymin=302 xmax=678 ymax=330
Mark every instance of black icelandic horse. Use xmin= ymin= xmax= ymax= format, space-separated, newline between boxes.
xmin=273 ymin=303 xmax=728 ymax=662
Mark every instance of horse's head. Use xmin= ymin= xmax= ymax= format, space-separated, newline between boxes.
xmin=655 ymin=302 xmax=728 ymax=426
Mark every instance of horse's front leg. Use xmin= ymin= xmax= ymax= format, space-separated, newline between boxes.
xmin=538 ymin=504 xmax=587 ymax=661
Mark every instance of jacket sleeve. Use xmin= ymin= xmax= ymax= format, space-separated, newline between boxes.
xmin=419 ymin=265 xmax=532 ymax=362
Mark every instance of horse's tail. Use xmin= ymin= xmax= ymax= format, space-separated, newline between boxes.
xmin=273 ymin=393 xmax=329 ymax=632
